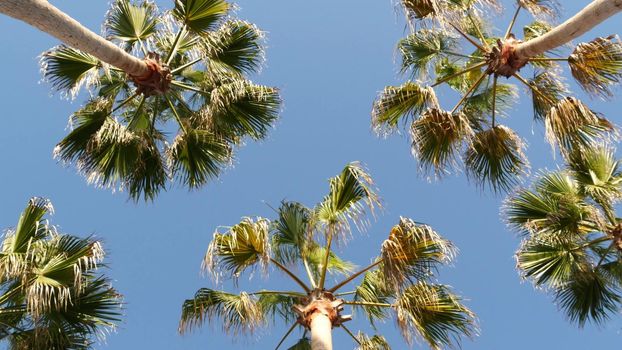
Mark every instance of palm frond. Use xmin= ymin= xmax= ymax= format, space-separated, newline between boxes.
xmin=271 ymin=201 xmax=312 ymax=264
xmin=555 ymin=269 xmax=621 ymax=327
xmin=202 ymin=20 xmax=264 ymax=75
xmin=465 ymin=125 xmax=528 ymax=192
xmin=203 ymin=217 xmax=271 ymax=280
xmin=41 ymin=46 xmax=101 ymax=97
xmin=528 ymin=71 xmax=568 ymax=121
xmin=410 ymin=109 xmax=474 ymax=175
xmin=518 ymin=0 xmax=559 ymax=18
xmin=306 ymin=245 xmax=355 ymax=279
xmin=167 ymin=129 xmax=231 ymax=189
xmin=257 ymin=293 xmax=299 ymax=324
xmin=569 ymin=35 xmax=622 ymax=98
xmin=355 ymin=332 xmax=391 ymax=350
xmin=179 ymin=288 xmax=263 ymax=335
xmin=398 ymin=30 xmax=457 ymax=78
xmin=544 ymin=97 xmax=613 ymax=154
xmin=401 ymin=0 xmax=436 ymax=19
xmin=173 ymin=0 xmax=230 ymax=34
xmin=104 ymin=0 xmax=158 ymax=50
xmin=354 ymin=270 xmax=395 ymax=325
xmin=523 ymin=21 xmax=553 ymax=41
xmin=463 ymin=83 xmax=518 ymax=119
xmin=394 ymin=282 xmax=477 ymax=349
xmin=372 ymin=83 xmax=438 ymax=135
xmin=380 ymin=217 xmax=455 ymax=289
xmin=567 ymin=145 xmax=622 ymax=209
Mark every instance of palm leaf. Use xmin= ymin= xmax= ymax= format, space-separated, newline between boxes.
xmin=167 ymin=129 xmax=231 ymax=189
xmin=394 ymin=282 xmax=477 ymax=349
xmin=462 ymin=83 xmax=518 ymax=119
xmin=354 ymin=270 xmax=394 ymax=325
xmin=203 ymin=217 xmax=271 ymax=279
xmin=305 ymin=245 xmax=355 ymax=279
xmin=356 ymin=332 xmax=391 ymax=350
xmin=410 ymin=109 xmax=474 ymax=175
xmin=372 ymin=83 xmax=438 ymax=135
xmin=203 ymin=20 xmax=264 ymax=75
xmin=271 ymin=201 xmax=312 ymax=264
xmin=518 ymin=0 xmax=559 ymax=18
xmin=173 ymin=0 xmax=230 ymax=34
xmin=528 ymin=71 xmax=568 ymax=121
xmin=380 ymin=217 xmax=455 ymax=289
xmin=569 ymin=35 xmax=622 ymax=98
xmin=398 ymin=30 xmax=457 ymax=78
xmin=567 ymin=145 xmax=622 ymax=209
xmin=179 ymin=289 xmax=263 ymax=335
xmin=41 ymin=46 xmax=101 ymax=97
xmin=104 ymin=0 xmax=158 ymax=50
xmin=464 ymin=125 xmax=528 ymax=192
xmin=257 ymin=293 xmax=299 ymax=324
xmin=401 ymin=0 xmax=436 ymax=19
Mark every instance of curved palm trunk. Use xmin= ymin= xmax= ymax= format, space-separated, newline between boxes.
xmin=515 ymin=0 xmax=622 ymax=59
xmin=310 ymin=314 xmax=333 ymax=350
xmin=0 ymin=0 xmax=149 ymax=77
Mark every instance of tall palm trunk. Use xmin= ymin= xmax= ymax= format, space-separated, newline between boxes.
xmin=515 ymin=0 xmax=622 ymax=59
xmin=310 ymin=314 xmax=333 ymax=350
xmin=0 ymin=0 xmax=149 ymax=77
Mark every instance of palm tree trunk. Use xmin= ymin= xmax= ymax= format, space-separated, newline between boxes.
xmin=0 ymin=0 xmax=149 ymax=77
xmin=310 ymin=314 xmax=333 ymax=350
xmin=515 ymin=0 xmax=622 ymax=59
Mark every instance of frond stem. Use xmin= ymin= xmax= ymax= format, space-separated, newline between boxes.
xmin=596 ymin=241 xmax=616 ymax=268
xmin=432 ymin=61 xmax=487 ymax=87
xmin=328 ymin=259 xmax=383 ymax=293
xmin=318 ymin=225 xmax=334 ymax=289
xmin=303 ymin=258 xmax=317 ymax=288
xmin=343 ymin=301 xmax=392 ymax=308
xmin=570 ymin=235 xmax=611 ymax=252
xmin=334 ymin=291 xmax=357 ymax=297
xmin=504 ymin=5 xmax=521 ymax=39
xmin=467 ymin=12 xmax=488 ymax=48
xmin=172 ymin=58 xmax=203 ymax=74
xmin=128 ymin=95 xmax=146 ymax=129
xmin=512 ymin=72 xmax=557 ymax=105
xmin=165 ymin=27 xmax=186 ymax=65
xmin=528 ymin=57 xmax=569 ymax=62
xmin=274 ymin=322 xmax=298 ymax=350
xmin=170 ymin=80 xmax=211 ymax=95
xmin=110 ymin=91 xmax=140 ymax=115
xmin=164 ymin=95 xmax=188 ymax=134
xmin=448 ymin=22 xmax=487 ymax=52
xmin=491 ymin=74 xmax=498 ymax=127
xmin=250 ymin=290 xmax=306 ymax=297
xmin=341 ymin=324 xmax=361 ymax=345
xmin=269 ymin=258 xmax=311 ymax=293
xmin=451 ymin=71 xmax=488 ymax=114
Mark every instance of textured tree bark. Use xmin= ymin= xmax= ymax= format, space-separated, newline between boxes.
xmin=515 ymin=0 xmax=622 ymax=59
xmin=309 ymin=313 xmax=333 ymax=350
xmin=0 ymin=0 xmax=149 ymax=77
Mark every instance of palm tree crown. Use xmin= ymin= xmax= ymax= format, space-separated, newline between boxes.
xmin=0 ymin=198 xmax=122 ymax=349
xmin=179 ymin=163 xmax=477 ymax=349
xmin=41 ymin=0 xmax=281 ymax=200
xmin=505 ymin=145 xmax=622 ymax=326
xmin=374 ymin=0 xmax=622 ymax=192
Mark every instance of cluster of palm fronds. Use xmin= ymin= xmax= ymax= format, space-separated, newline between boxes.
xmin=0 ymin=198 xmax=121 ymax=349
xmin=374 ymin=0 xmax=622 ymax=192
xmin=42 ymin=0 xmax=281 ymax=200
xmin=180 ymin=163 xmax=477 ymax=349
xmin=505 ymin=145 xmax=622 ymax=326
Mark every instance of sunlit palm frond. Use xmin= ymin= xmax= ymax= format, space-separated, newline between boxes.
xmin=315 ymin=162 xmax=381 ymax=235
xmin=518 ymin=0 xmax=559 ymax=18
xmin=179 ymin=289 xmax=263 ymax=335
xmin=125 ymin=132 xmax=168 ymax=201
xmin=394 ymin=282 xmax=477 ymax=349
xmin=172 ymin=0 xmax=230 ymax=34
xmin=401 ymin=0 xmax=437 ymax=19
xmin=555 ymin=269 xmax=621 ymax=327
xmin=41 ymin=46 xmax=101 ymax=97
xmin=257 ymin=293 xmax=299 ymax=324
xmin=380 ymin=217 xmax=455 ymax=289
xmin=569 ymin=35 xmax=622 ymax=98
xmin=354 ymin=270 xmax=394 ymax=325
xmin=398 ymin=30 xmax=457 ymax=78
xmin=203 ymin=217 xmax=271 ymax=279
xmin=463 ymin=83 xmax=518 ymax=118
xmin=544 ymin=97 xmax=613 ymax=154
xmin=271 ymin=201 xmax=312 ymax=264
xmin=528 ymin=71 xmax=568 ymax=121
xmin=355 ymin=332 xmax=391 ymax=350
xmin=523 ymin=21 xmax=553 ymax=41
xmin=202 ymin=20 xmax=264 ymax=75
xmin=104 ymin=0 xmax=158 ymax=51
xmin=306 ymin=245 xmax=355 ymax=279
xmin=372 ymin=83 xmax=438 ymax=135
xmin=410 ymin=109 xmax=474 ymax=175
xmin=567 ymin=145 xmax=622 ymax=209
xmin=465 ymin=125 xmax=528 ymax=192
xmin=202 ymin=80 xmax=281 ymax=140
xmin=167 ymin=129 xmax=231 ymax=188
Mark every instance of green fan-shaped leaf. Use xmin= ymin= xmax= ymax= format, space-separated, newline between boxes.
xmin=569 ymin=35 xmax=622 ymax=98
xmin=257 ymin=293 xmax=299 ymax=324
xmin=463 ymin=83 xmax=518 ymax=119
xmin=398 ymin=30 xmax=457 ymax=78
xmin=173 ymin=0 xmax=230 ymax=34
xmin=528 ymin=71 xmax=568 ymax=121
xmin=354 ymin=270 xmax=394 ymax=325
xmin=104 ymin=0 xmax=158 ymax=50
xmin=465 ymin=125 xmax=528 ymax=192
xmin=372 ymin=83 xmax=438 ymax=134
xmin=394 ymin=282 xmax=477 ymax=349
xmin=41 ymin=46 xmax=101 ymax=95
xmin=203 ymin=20 xmax=264 ymax=74
xmin=567 ymin=145 xmax=622 ymax=209
xmin=271 ymin=201 xmax=312 ymax=264
xmin=356 ymin=333 xmax=391 ymax=350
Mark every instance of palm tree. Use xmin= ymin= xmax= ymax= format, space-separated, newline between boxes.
xmin=0 ymin=198 xmax=122 ymax=348
xmin=179 ymin=163 xmax=477 ymax=350
xmin=0 ymin=0 xmax=281 ymax=201
xmin=373 ymin=0 xmax=622 ymax=192
xmin=505 ymin=144 xmax=622 ymax=326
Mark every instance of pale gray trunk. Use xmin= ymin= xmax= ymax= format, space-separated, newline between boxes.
xmin=515 ymin=0 xmax=622 ymax=59
xmin=0 ymin=0 xmax=149 ymax=77
xmin=310 ymin=314 xmax=333 ymax=350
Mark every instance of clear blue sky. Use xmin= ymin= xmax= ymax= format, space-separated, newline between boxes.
xmin=1 ymin=0 xmax=622 ymax=349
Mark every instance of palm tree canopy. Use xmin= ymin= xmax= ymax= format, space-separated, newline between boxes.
xmin=38 ymin=0 xmax=281 ymax=201
xmin=180 ymin=163 xmax=477 ymax=349
xmin=374 ymin=0 xmax=622 ymax=192
xmin=505 ymin=145 xmax=622 ymax=326
xmin=0 ymin=198 xmax=122 ymax=349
